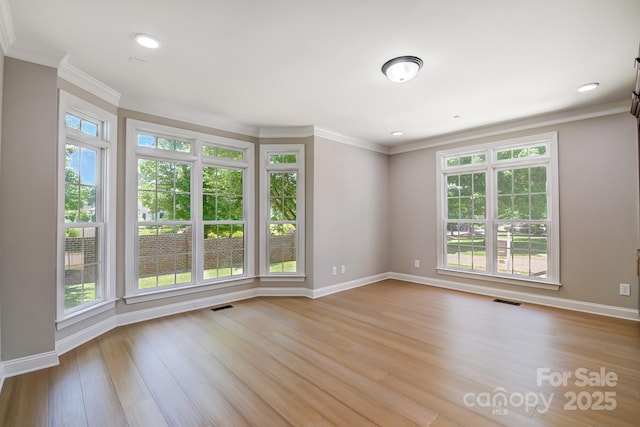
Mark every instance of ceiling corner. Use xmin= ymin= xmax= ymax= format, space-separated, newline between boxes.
xmin=0 ymin=0 xmax=15 ymax=55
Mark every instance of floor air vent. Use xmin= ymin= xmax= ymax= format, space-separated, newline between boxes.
xmin=493 ymin=299 xmax=521 ymax=306
xmin=211 ymin=304 xmax=234 ymax=312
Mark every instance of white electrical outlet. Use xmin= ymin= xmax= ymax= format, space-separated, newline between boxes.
xmin=341 ymin=265 xmax=346 ymax=274
xmin=620 ymin=283 xmax=631 ymax=296
xmin=414 ymin=259 xmax=420 ymax=268
xmin=332 ymin=266 xmax=337 ymax=276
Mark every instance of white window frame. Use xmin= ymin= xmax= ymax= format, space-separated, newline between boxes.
xmin=56 ymin=91 xmax=118 ymax=327
xmin=436 ymin=132 xmax=560 ymax=290
xmin=259 ymin=144 xmax=306 ymax=280
xmin=125 ymin=120 xmax=254 ymax=303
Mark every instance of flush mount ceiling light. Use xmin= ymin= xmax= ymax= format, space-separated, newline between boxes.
xmin=134 ymin=33 xmax=160 ymax=49
xmin=391 ymin=131 xmax=404 ymax=136
xmin=577 ymin=82 xmax=599 ymax=92
xmin=382 ymin=56 xmax=423 ymax=83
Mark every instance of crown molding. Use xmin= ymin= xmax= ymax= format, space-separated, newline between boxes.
xmin=120 ymin=93 xmax=260 ymax=138
xmin=390 ymin=99 xmax=631 ymax=155
xmin=314 ymin=126 xmax=390 ymax=154
xmin=58 ymin=58 xmax=121 ymax=107
xmin=259 ymin=125 xmax=314 ymax=139
xmin=0 ymin=0 xmax=15 ymax=55
xmin=6 ymin=39 xmax=66 ymax=68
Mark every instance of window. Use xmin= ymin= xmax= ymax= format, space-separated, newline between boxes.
xmin=57 ymin=92 xmax=117 ymax=322
xmin=126 ymin=120 xmax=254 ymax=301
xmin=437 ymin=133 xmax=559 ymax=288
xmin=260 ymin=145 xmax=305 ymax=278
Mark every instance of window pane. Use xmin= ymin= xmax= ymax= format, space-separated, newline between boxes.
xmin=496 ymin=223 xmax=548 ymax=278
xmin=473 ymin=197 xmax=485 ymax=218
xmin=459 ymin=197 xmax=472 ymax=219
xmin=80 ymin=120 xmax=99 ymax=137
xmin=138 ymin=134 xmax=156 ymax=147
xmin=445 ymin=222 xmax=486 ymax=271
xmin=137 ymin=225 xmax=192 ymax=289
xmin=531 ymin=194 xmax=547 ymax=220
xmin=447 ymin=198 xmax=460 ymax=220
xmin=530 ymin=166 xmax=547 ymax=193
xmin=203 ymin=145 xmax=244 ymax=160
xmin=270 ymin=172 xmax=297 ymax=221
xmin=203 ymin=224 xmax=244 ymax=280
xmin=496 ymin=150 xmax=512 ymax=160
xmin=497 ymin=170 xmax=512 ymax=194
xmin=65 ymin=114 xmax=81 ymax=131
xmin=64 ymin=227 xmax=100 ymax=310
xmin=530 ymin=145 xmax=547 ymax=156
xmin=79 ymin=148 xmax=97 ymax=186
xmin=137 ymin=159 xmax=191 ymax=222
xmin=459 ymin=174 xmax=472 ymax=196
xmin=270 ymin=154 xmax=297 ymax=164
xmin=269 ymin=224 xmax=297 ymax=273
xmin=497 ymin=195 xmax=512 ymax=219
xmin=514 ymin=195 xmax=530 ymax=219
xmin=447 ymin=175 xmax=459 ymax=197
xmin=513 ymin=168 xmax=529 ymax=194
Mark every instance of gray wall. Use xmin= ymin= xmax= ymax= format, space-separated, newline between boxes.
xmin=0 ymin=58 xmax=58 ymax=360
xmin=389 ymin=112 xmax=640 ymax=309
xmin=313 ymin=137 xmax=390 ymax=288
xmin=0 ymin=48 xmax=4 ymax=365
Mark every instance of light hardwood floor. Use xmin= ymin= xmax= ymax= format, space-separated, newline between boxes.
xmin=1 ymin=279 xmax=639 ymax=426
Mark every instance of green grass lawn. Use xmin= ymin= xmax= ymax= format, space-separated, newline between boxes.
xmin=64 ymin=283 xmax=96 ymax=309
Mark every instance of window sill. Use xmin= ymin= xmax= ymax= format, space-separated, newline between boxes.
xmin=56 ymin=299 xmax=117 ymax=330
xmin=259 ymin=275 xmax=307 ymax=283
xmin=436 ymin=268 xmax=561 ymax=291
xmin=124 ymin=277 xmax=256 ymax=304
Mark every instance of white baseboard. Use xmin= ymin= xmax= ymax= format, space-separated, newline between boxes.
xmin=3 ymin=351 xmax=59 ymax=378
xmin=312 ymin=273 xmax=390 ymax=298
xmin=0 ymin=362 xmax=4 ymax=393
xmin=257 ymin=286 xmax=313 ymax=298
xmin=116 ymin=288 xmax=259 ymax=327
xmin=56 ymin=317 xmax=117 ymax=356
xmin=390 ymin=272 xmax=640 ymax=322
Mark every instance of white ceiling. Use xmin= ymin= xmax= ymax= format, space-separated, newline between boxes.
xmin=6 ymin=0 xmax=640 ymax=147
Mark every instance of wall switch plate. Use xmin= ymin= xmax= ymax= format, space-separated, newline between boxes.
xmin=620 ymin=283 xmax=631 ymax=296
xmin=414 ymin=259 xmax=420 ymax=268
xmin=332 ymin=266 xmax=337 ymax=276
xmin=341 ymin=265 xmax=346 ymax=274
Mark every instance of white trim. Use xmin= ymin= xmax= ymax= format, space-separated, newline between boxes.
xmin=390 ymin=99 xmax=630 ymax=155
xmin=58 ymin=58 xmax=121 ymax=106
xmin=312 ymin=273 xmax=390 ymax=298
xmin=257 ymin=286 xmax=313 ymax=298
xmin=259 ymin=126 xmax=314 ymax=139
xmin=390 ymin=272 xmax=640 ymax=322
xmin=436 ymin=268 xmax=560 ymax=291
xmin=6 ymin=39 xmax=66 ymax=68
xmin=120 ymin=93 xmax=259 ymax=138
xmin=123 ymin=279 xmax=256 ymax=304
xmin=314 ymin=127 xmax=390 ymax=155
xmin=56 ymin=317 xmax=117 ymax=356
xmin=0 ymin=361 xmax=5 ymax=393
xmin=3 ymin=351 xmax=59 ymax=378
xmin=56 ymin=300 xmax=116 ymax=330
xmin=0 ymin=0 xmax=15 ymax=55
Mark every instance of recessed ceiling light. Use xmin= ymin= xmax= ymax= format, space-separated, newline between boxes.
xmin=382 ymin=56 xmax=423 ymax=83
xmin=391 ymin=131 xmax=404 ymax=136
xmin=577 ymin=82 xmax=599 ymax=92
xmin=134 ymin=33 xmax=160 ymax=49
